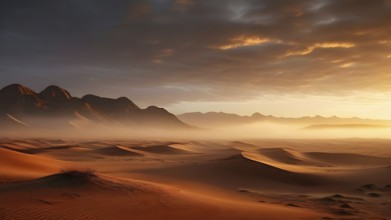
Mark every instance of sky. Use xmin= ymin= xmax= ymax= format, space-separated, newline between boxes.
xmin=1 ymin=0 xmax=391 ymax=119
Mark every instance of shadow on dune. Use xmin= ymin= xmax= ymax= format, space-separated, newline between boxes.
xmin=131 ymin=145 xmax=193 ymax=155
xmin=256 ymin=148 xmax=327 ymax=166
xmin=1 ymin=145 xmax=79 ymax=155
xmin=94 ymin=145 xmax=144 ymax=157
xmin=0 ymin=170 xmax=100 ymax=190
xmin=0 ymin=170 xmax=154 ymax=193
xmin=136 ymin=153 xmax=330 ymax=190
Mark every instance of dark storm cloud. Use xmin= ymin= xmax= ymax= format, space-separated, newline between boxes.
xmin=0 ymin=0 xmax=390 ymax=106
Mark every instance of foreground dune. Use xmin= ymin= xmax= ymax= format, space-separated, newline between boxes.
xmin=0 ymin=171 xmax=317 ymax=220
xmin=1 ymin=138 xmax=390 ymax=219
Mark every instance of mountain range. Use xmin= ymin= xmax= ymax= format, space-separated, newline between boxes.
xmin=1 ymin=84 xmax=389 ymax=133
xmin=0 ymin=84 xmax=189 ymax=130
xmin=177 ymin=112 xmax=391 ymax=128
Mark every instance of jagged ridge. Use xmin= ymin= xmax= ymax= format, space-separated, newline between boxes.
xmin=0 ymin=84 xmax=190 ymax=129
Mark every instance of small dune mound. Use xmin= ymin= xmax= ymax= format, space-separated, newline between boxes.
xmin=219 ymin=153 xmax=327 ymax=186
xmin=131 ymin=145 xmax=192 ymax=155
xmin=256 ymin=148 xmax=322 ymax=166
xmin=0 ymin=170 xmax=155 ymax=193
xmin=43 ymin=139 xmax=66 ymax=145
xmin=1 ymin=145 xmax=43 ymax=154
xmin=0 ymin=170 xmax=99 ymax=191
xmin=234 ymin=153 xmax=302 ymax=176
xmin=1 ymin=144 xmax=79 ymax=155
xmin=42 ymin=145 xmax=79 ymax=150
xmin=38 ymin=170 xmax=99 ymax=188
xmin=94 ymin=145 xmax=143 ymax=157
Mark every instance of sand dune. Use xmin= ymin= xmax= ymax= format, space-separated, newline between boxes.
xmin=2 ymin=145 xmax=44 ymax=154
xmin=94 ymin=145 xmax=144 ymax=157
xmin=3 ymin=144 xmax=83 ymax=155
xmin=0 ymin=148 xmax=63 ymax=181
xmin=242 ymin=147 xmax=391 ymax=171
xmin=0 ymin=170 xmax=152 ymax=192
xmin=255 ymin=148 xmax=324 ymax=166
xmin=0 ymin=170 xmax=317 ymax=220
xmin=138 ymin=152 xmax=326 ymax=191
xmin=131 ymin=144 xmax=194 ymax=155
xmin=1 ymin=138 xmax=390 ymax=219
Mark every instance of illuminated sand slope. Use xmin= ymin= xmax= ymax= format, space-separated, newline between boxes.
xmin=1 ymin=138 xmax=390 ymax=219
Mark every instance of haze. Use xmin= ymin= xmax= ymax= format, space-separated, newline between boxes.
xmin=1 ymin=1 xmax=391 ymax=220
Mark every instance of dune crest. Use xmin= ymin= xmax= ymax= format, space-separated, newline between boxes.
xmin=131 ymin=144 xmax=194 ymax=155
xmin=0 ymin=148 xmax=63 ymax=180
xmin=94 ymin=145 xmax=144 ymax=157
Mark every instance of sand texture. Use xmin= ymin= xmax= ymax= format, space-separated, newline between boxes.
xmin=1 ymin=138 xmax=390 ymax=219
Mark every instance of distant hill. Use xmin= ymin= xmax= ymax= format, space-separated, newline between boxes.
xmin=0 ymin=84 xmax=191 ymax=130
xmin=303 ymin=124 xmax=390 ymax=130
xmin=178 ymin=112 xmax=391 ymax=129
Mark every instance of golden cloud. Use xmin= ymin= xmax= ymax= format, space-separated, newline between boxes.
xmin=284 ymin=42 xmax=356 ymax=57
xmin=214 ymin=35 xmax=271 ymax=50
xmin=339 ymin=62 xmax=355 ymax=68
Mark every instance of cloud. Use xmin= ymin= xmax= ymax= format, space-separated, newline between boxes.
xmin=213 ymin=35 xmax=273 ymax=50
xmin=283 ymin=42 xmax=356 ymax=57
xmin=0 ymin=0 xmax=390 ymax=107
xmin=152 ymin=48 xmax=174 ymax=64
xmin=339 ymin=62 xmax=355 ymax=68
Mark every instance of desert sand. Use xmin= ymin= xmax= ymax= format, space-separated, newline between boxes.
xmin=1 ymin=138 xmax=390 ymax=220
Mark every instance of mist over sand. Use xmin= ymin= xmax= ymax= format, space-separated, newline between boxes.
xmin=3 ymin=120 xmax=391 ymax=140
